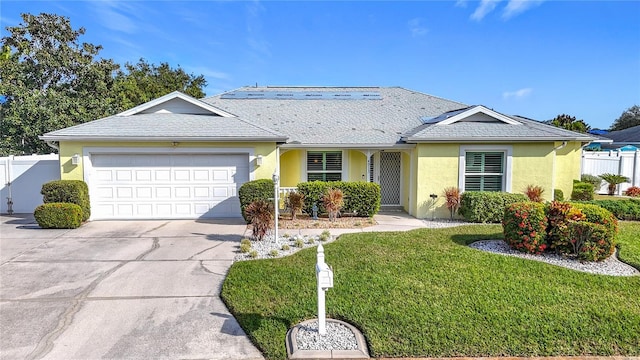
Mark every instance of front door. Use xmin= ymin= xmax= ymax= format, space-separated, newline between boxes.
xmin=379 ymin=152 xmax=401 ymax=205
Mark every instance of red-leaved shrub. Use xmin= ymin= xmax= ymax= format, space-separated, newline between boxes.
xmin=624 ymin=186 xmax=640 ymax=197
xmin=503 ymin=202 xmax=548 ymax=254
xmin=545 ymin=201 xmax=586 ymax=255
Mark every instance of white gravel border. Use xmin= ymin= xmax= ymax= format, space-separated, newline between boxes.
xmin=234 ymin=233 xmax=335 ymax=262
xmin=469 ymin=240 xmax=639 ymax=276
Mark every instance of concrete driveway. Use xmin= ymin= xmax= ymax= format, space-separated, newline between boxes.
xmin=0 ymin=215 xmax=264 ymax=360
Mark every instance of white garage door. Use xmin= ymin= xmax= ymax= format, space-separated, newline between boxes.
xmin=89 ymin=153 xmax=249 ymax=219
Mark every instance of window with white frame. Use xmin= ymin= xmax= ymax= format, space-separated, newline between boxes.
xmin=463 ymin=151 xmax=505 ymax=191
xmin=307 ymin=151 xmax=342 ymax=181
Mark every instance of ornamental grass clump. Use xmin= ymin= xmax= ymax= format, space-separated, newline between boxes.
xmin=503 ymin=202 xmax=548 ymax=254
xmin=244 ymin=199 xmax=274 ymax=241
xmin=287 ymin=191 xmax=304 ymax=220
xmin=443 ymin=187 xmax=461 ymax=220
xmin=524 ymin=185 xmax=545 ymax=203
xmin=323 ymin=188 xmax=344 ymax=222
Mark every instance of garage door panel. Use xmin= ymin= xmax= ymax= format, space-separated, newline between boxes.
xmin=193 ymin=170 xmax=210 ymax=181
xmin=174 ymin=170 xmax=190 ymax=181
xmin=136 ymin=170 xmax=152 ymax=181
xmin=136 ymin=204 xmax=153 ymax=217
xmin=90 ymin=153 xmax=249 ymax=219
xmin=136 ymin=187 xmax=153 ymax=198
xmin=117 ymin=204 xmax=134 ymax=216
xmin=116 ymin=187 xmax=133 ymax=199
xmin=155 ymin=170 xmax=171 ymax=181
xmin=194 ymin=187 xmax=210 ymax=198
xmin=174 ymin=187 xmax=191 ymax=198
xmin=157 ymin=204 xmax=172 ymax=216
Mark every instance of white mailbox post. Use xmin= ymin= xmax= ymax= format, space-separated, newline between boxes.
xmin=316 ymin=244 xmax=333 ymax=335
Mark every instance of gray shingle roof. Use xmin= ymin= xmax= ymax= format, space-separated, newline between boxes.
xmin=203 ymin=87 xmax=468 ymax=145
xmin=41 ymin=86 xmax=595 ymax=145
xmin=40 ymin=113 xmax=287 ymax=142
xmin=601 ymin=125 xmax=640 ymax=144
xmin=403 ymin=112 xmax=595 ymax=142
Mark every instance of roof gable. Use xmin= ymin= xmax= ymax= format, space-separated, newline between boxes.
xmin=118 ymin=91 xmax=235 ymax=117
xmin=435 ymin=105 xmax=521 ymax=125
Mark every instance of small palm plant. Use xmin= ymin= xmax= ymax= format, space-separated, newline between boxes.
xmin=287 ymin=191 xmax=304 ymax=220
xmin=443 ymin=187 xmax=461 ymax=220
xmin=599 ymin=173 xmax=630 ymax=195
xmin=244 ymin=199 xmax=274 ymax=241
xmin=323 ymin=188 xmax=344 ymax=222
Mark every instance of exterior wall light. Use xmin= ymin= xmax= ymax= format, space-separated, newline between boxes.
xmin=71 ymin=154 xmax=80 ymax=165
xmin=256 ymin=155 xmax=263 ymax=166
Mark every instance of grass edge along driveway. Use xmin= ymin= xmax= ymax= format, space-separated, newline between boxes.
xmin=221 ymin=224 xmax=640 ymax=360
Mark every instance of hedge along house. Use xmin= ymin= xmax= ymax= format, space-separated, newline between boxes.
xmin=40 ymin=86 xmax=594 ymax=220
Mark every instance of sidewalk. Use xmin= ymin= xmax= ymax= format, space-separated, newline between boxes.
xmin=293 ymin=211 xmax=429 ymax=238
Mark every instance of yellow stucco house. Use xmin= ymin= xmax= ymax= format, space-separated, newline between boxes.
xmin=40 ymin=86 xmax=593 ymax=220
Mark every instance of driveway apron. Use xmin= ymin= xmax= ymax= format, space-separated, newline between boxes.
xmin=0 ymin=215 xmax=263 ymax=360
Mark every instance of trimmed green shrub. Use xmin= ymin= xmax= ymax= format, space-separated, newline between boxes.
xmin=571 ymin=203 xmax=618 ymax=245
xmin=238 ymin=179 xmax=274 ymax=222
xmin=580 ymin=174 xmax=602 ymax=190
xmin=459 ymin=191 xmax=528 ymax=223
xmin=34 ymin=202 xmax=83 ymax=229
xmin=568 ymin=221 xmax=613 ymax=261
xmin=41 ymin=180 xmax=90 ymax=221
xmin=570 ymin=182 xmax=594 ymax=201
xmin=578 ymin=199 xmax=640 ymax=220
xmin=553 ymin=189 xmax=564 ymax=201
xmin=503 ymin=202 xmax=548 ymax=254
xmin=297 ymin=181 xmax=381 ymax=217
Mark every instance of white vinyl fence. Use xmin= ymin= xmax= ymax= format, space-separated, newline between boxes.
xmin=1 ymin=154 xmax=60 ymax=214
xmin=581 ymin=150 xmax=640 ymax=195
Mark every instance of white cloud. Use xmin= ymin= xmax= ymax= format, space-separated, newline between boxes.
xmin=471 ymin=0 xmax=502 ymax=21
xmin=503 ymin=0 xmax=545 ymax=19
xmin=245 ymin=0 xmax=271 ymax=58
xmin=455 ymin=0 xmax=468 ymax=8
xmin=408 ymin=18 xmax=428 ymax=37
xmin=503 ymin=88 xmax=533 ymax=99
xmin=92 ymin=1 xmax=138 ymax=34
xmin=187 ymin=66 xmax=230 ymax=81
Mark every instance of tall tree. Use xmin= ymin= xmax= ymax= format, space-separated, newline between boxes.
xmin=0 ymin=13 xmax=119 ymax=155
xmin=609 ymin=105 xmax=640 ymax=131
xmin=113 ymin=58 xmax=207 ymax=111
xmin=549 ymin=114 xmax=590 ymax=133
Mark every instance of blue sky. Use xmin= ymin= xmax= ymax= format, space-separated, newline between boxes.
xmin=1 ymin=1 xmax=639 ymax=130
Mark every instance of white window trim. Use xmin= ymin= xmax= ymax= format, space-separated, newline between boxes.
xmin=303 ymin=150 xmax=346 ymax=182
xmin=458 ymin=145 xmax=512 ymax=192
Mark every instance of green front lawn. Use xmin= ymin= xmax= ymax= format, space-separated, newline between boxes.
xmin=618 ymin=222 xmax=640 ymax=269
xmin=221 ymin=225 xmax=640 ymax=359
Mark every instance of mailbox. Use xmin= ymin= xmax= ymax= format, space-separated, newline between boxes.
xmin=316 ymin=263 xmax=333 ymax=289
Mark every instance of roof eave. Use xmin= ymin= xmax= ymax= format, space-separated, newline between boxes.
xmin=280 ymin=143 xmax=415 ymax=149
xmin=403 ymin=136 xmax=595 ymax=143
xmin=39 ymin=135 xmax=288 ymax=143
